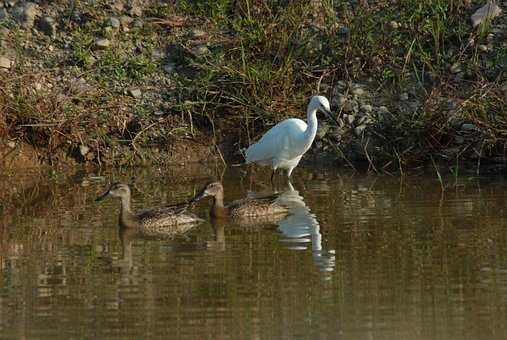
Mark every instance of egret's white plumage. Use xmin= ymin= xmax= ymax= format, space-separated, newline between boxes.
xmin=245 ymin=96 xmax=336 ymax=178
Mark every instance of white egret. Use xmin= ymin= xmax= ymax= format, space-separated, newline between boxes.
xmin=244 ymin=95 xmax=338 ymax=180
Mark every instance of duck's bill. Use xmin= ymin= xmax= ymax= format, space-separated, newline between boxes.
xmin=324 ymin=108 xmax=340 ymax=126
xmin=190 ymin=189 xmax=208 ymax=203
xmin=95 ymin=190 xmax=110 ymax=202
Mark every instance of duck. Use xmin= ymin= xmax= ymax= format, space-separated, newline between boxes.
xmin=95 ymin=182 xmax=203 ymax=238
xmin=192 ymin=181 xmax=289 ymax=220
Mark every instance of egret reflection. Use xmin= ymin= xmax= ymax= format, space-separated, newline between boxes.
xmin=276 ymin=182 xmax=336 ymax=273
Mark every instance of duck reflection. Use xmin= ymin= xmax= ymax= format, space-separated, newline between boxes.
xmin=201 ymin=181 xmax=335 ymax=273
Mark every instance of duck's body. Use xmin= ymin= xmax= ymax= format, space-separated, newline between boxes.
xmin=96 ymin=183 xmax=203 ymax=238
xmin=193 ymin=182 xmax=289 ymax=220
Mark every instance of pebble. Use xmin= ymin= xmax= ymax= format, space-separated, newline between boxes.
xmin=360 ymin=104 xmax=373 ymax=113
xmin=119 ymin=15 xmax=133 ymax=29
xmin=192 ymin=45 xmax=209 ymax=56
xmin=346 ymin=114 xmax=355 ymax=125
xmin=108 ymin=17 xmax=121 ymax=29
xmin=461 ymin=123 xmax=478 ymax=131
xmin=94 ymin=38 xmax=111 ymax=49
xmin=351 ymin=87 xmax=365 ymax=97
xmin=128 ymin=87 xmax=142 ymax=98
xmin=7 ymin=141 xmax=16 ymax=149
xmin=377 ymin=106 xmax=390 ymax=114
xmin=110 ymin=0 xmax=124 ymax=12
xmin=191 ymin=29 xmax=206 ymax=39
xmin=389 ymin=21 xmax=399 ymax=29
xmin=400 ymin=92 xmax=409 ymax=101
xmin=14 ymin=2 xmax=39 ymax=28
xmin=0 ymin=56 xmax=12 ymax=69
xmin=354 ymin=125 xmax=367 ymax=136
xmin=478 ymin=44 xmax=489 ymax=52
xmin=336 ymin=95 xmax=347 ymax=106
xmin=450 ymin=62 xmax=461 ymax=74
xmin=79 ymin=145 xmax=90 ymax=156
xmin=129 ymin=4 xmax=142 ymax=17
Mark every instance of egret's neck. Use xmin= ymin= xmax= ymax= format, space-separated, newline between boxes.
xmin=304 ymin=107 xmax=318 ymax=145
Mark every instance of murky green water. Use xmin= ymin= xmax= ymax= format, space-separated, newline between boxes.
xmin=1 ymin=165 xmax=507 ymax=339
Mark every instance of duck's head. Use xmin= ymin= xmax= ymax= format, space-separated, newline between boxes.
xmin=96 ymin=182 xmax=131 ymax=202
xmin=192 ymin=181 xmax=224 ymax=202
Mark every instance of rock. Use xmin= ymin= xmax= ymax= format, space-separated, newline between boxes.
xmin=450 ymin=62 xmax=461 ymax=74
xmin=128 ymin=87 xmax=142 ymax=98
xmin=346 ymin=114 xmax=355 ymax=125
xmin=336 ymin=95 xmax=347 ymax=106
xmin=351 ymin=87 xmax=366 ymax=97
xmin=360 ymin=104 xmax=373 ymax=113
xmin=354 ymin=125 xmax=367 ymax=136
xmin=478 ymin=44 xmax=489 ymax=52
xmin=133 ymin=19 xmax=143 ymax=28
xmin=471 ymin=2 xmax=502 ymax=27
xmin=0 ymin=8 xmax=7 ymax=20
xmin=129 ymin=4 xmax=142 ymax=17
xmin=192 ymin=45 xmax=209 ymax=56
xmin=461 ymin=123 xmax=478 ymax=131
xmin=7 ymin=141 xmax=16 ymax=149
xmin=191 ymin=29 xmax=206 ymax=39
xmin=108 ymin=17 xmax=120 ymax=29
xmin=119 ymin=15 xmax=133 ymax=30
xmin=94 ymin=38 xmax=110 ymax=49
xmin=389 ymin=21 xmax=399 ymax=29
xmin=79 ymin=145 xmax=90 ymax=156
xmin=0 ymin=56 xmax=12 ymax=69
xmin=377 ymin=106 xmax=390 ymax=115
xmin=400 ymin=92 xmax=409 ymax=101
xmin=36 ymin=16 xmax=57 ymax=37
xmin=343 ymin=100 xmax=358 ymax=113
xmin=13 ymin=2 xmax=39 ymax=28
xmin=110 ymin=0 xmax=124 ymax=12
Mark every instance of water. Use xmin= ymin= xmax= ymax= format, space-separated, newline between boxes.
xmin=1 ymin=165 xmax=507 ymax=339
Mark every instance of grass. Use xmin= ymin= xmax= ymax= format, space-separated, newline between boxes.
xmin=0 ymin=0 xmax=506 ymax=169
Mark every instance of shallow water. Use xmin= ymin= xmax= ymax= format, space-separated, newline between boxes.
xmin=1 ymin=165 xmax=507 ymax=339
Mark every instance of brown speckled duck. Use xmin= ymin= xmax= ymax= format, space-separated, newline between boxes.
xmin=192 ymin=182 xmax=289 ymax=219
xmin=96 ymin=183 xmax=203 ymax=237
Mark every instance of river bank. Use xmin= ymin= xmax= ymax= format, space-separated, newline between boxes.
xmin=1 ymin=1 xmax=505 ymax=171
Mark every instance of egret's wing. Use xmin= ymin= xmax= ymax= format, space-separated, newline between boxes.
xmin=245 ymin=119 xmax=307 ymax=163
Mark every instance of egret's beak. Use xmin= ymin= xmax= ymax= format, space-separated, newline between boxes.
xmin=95 ymin=190 xmax=111 ymax=202
xmin=323 ymin=108 xmax=340 ymax=126
xmin=190 ymin=188 xmax=209 ymax=203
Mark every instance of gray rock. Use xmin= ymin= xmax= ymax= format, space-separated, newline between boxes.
xmin=389 ymin=21 xmax=399 ymax=29
xmin=336 ymin=95 xmax=347 ymax=107
xmin=0 ymin=56 xmax=12 ymax=69
xmin=360 ymin=104 xmax=373 ymax=113
xmin=119 ymin=15 xmax=133 ymax=27
xmin=461 ymin=123 xmax=478 ymax=131
xmin=79 ymin=145 xmax=90 ymax=156
xmin=478 ymin=44 xmax=489 ymax=52
xmin=94 ymin=38 xmax=111 ymax=49
xmin=128 ymin=87 xmax=142 ymax=98
xmin=351 ymin=87 xmax=366 ymax=97
xmin=36 ymin=16 xmax=57 ymax=37
xmin=108 ymin=17 xmax=120 ymax=28
xmin=354 ymin=125 xmax=367 ymax=136
xmin=0 ymin=8 xmax=7 ymax=20
xmin=13 ymin=2 xmax=39 ymax=28
xmin=343 ymin=100 xmax=358 ymax=113
xmin=471 ymin=2 xmax=502 ymax=27
xmin=400 ymin=92 xmax=409 ymax=101
xmin=133 ymin=19 xmax=143 ymax=28
xmin=450 ymin=62 xmax=461 ymax=74
xmin=191 ymin=29 xmax=206 ymax=39
xmin=377 ymin=106 xmax=390 ymax=114
xmin=346 ymin=114 xmax=355 ymax=125
xmin=129 ymin=4 xmax=142 ymax=17
xmin=192 ymin=45 xmax=209 ymax=56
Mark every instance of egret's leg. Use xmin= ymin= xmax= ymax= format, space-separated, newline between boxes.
xmin=270 ymin=169 xmax=276 ymax=183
